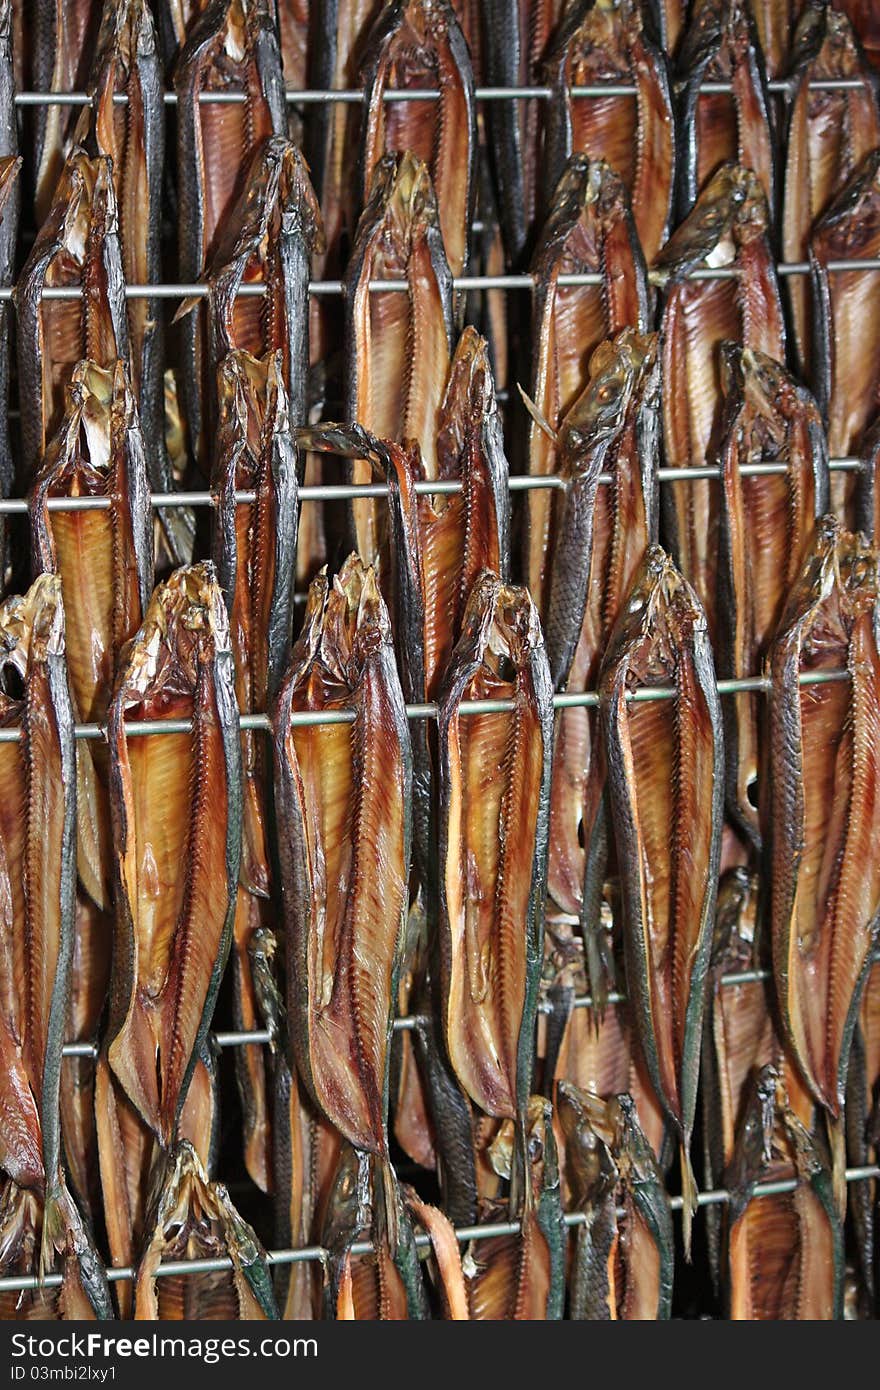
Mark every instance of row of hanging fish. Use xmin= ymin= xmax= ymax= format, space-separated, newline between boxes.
xmin=0 ymin=0 xmax=876 ymax=1322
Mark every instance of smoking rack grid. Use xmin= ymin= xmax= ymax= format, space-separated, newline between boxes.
xmin=1 ymin=71 xmax=879 ymax=1297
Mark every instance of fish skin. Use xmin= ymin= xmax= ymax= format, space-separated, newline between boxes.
xmin=437 ymin=571 xmax=553 ymax=1123
xmin=724 ymin=1065 xmax=843 ymax=1319
xmin=676 ymin=0 xmax=777 ymax=226
xmin=782 ymin=2 xmax=880 ymax=380
xmin=401 ymin=1183 xmax=469 ymax=1318
xmin=296 ymin=423 xmax=432 ymax=870
xmin=482 ymin=0 xmax=567 ymax=266
xmin=31 ymin=0 xmax=103 ymax=224
xmin=700 ymin=866 xmax=780 ymax=1284
xmin=811 ymin=149 xmax=880 ymax=521
xmin=839 ymin=1 xmax=880 ymax=71
xmin=324 ymin=1149 xmax=429 ymax=1320
xmin=856 ymin=416 xmax=880 ymax=543
xmin=599 ymin=545 xmax=724 ymax=1251
xmin=657 ymin=162 xmax=785 ymax=641
xmin=174 ymin=0 xmax=286 ymax=474
xmin=359 ymin=0 xmax=477 ymax=282
xmin=543 ymin=331 xmax=661 ymax=1011
xmin=303 ymin=327 xmax=510 ymax=882
xmin=716 ymin=343 xmax=829 ymax=850
xmin=0 ymin=1179 xmax=111 ymax=1321
xmin=212 ymin=349 xmax=298 ymax=1190
xmin=59 ymin=892 xmax=111 ymax=1221
xmin=0 ymin=581 xmax=70 ymax=1198
xmin=0 ymin=578 xmax=111 ymax=1319
xmin=95 ymin=1047 xmax=218 ymax=1318
xmin=134 ymin=1140 xmax=278 ymax=1320
xmin=0 ymin=156 xmax=20 ymax=585
xmin=768 ymin=516 xmax=880 ymax=1121
xmin=16 ymin=149 xmax=129 ymax=484
xmin=273 ymin=557 xmax=411 ymax=1158
xmin=273 ymin=1056 xmax=342 ymax=1319
xmin=30 ymin=359 xmax=154 ymax=915
xmin=106 ymin=562 xmax=242 ymax=1147
xmin=343 ymin=151 xmax=454 ymax=564
xmin=274 ymin=0 xmax=309 ymax=140
xmin=542 ymin=0 xmax=676 ymax=265
xmin=655 ymin=0 xmax=687 ymax=56
xmin=527 ymin=155 xmax=650 ymax=611
xmin=557 ymin=1083 xmax=673 ymax=1320
xmin=465 ymin=1097 xmax=565 ymax=1320
xmin=749 ymin=0 xmax=809 ymax=79
xmin=411 ymin=1015 xmax=478 ymax=1226
xmin=0 ymin=9 xmax=16 ymax=585
xmin=213 ymin=350 xmax=299 ymax=890
xmin=181 ymin=136 xmax=325 ymax=450
xmin=845 ymin=959 xmax=879 ymax=1314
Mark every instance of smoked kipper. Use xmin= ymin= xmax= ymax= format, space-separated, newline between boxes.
xmin=0 ymin=576 xmax=112 ymax=1319
xmin=657 ymin=162 xmax=785 ymax=638
xmin=781 ymin=1 xmax=880 ymax=380
xmin=542 ymin=0 xmax=676 ymax=265
xmin=599 ymin=546 xmax=724 ymax=1252
xmin=676 ymin=0 xmax=776 ymax=224
xmin=105 ymin=563 xmax=241 ymax=1147
xmin=16 ymin=149 xmax=128 ymax=482
xmin=543 ymin=330 xmax=661 ymax=1011
xmin=437 ymin=571 xmax=553 ymax=1128
xmin=526 ymin=155 xmax=649 ymax=609
xmin=715 ymin=343 xmax=828 ymax=849
xmin=174 ymin=0 xmax=286 ymax=471
xmin=768 ymin=518 xmax=880 ymax=1163
xmin=810 ymin=148 xmax=880 ymax=520
xmin=359 ymin=0 xmax=476 ymax=281
xmin=273 ymin=557 xmax=411 ymax=1163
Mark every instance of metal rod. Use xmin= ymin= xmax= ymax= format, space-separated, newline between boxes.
xmin=1 ymin=1164 xmax=876 ymax=1291
xmin=12 ymin=77 xmax=869 ymax=110
xmin=62 ymin=949 xmax=879 ymax=1060
xmin=0 ymin=262 xmax=876 ymax=305
xmin=0 ymin=457 xmax=863 ymax=516
xmin=0 ymin=667 xmax=850 ymax=746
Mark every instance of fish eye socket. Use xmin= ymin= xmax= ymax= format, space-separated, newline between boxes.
xmin=0 ymin=663 xmax=24 ymax=701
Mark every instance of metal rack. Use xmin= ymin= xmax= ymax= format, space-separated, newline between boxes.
xmin=2 ymin=66 xmax=879 ymax=1306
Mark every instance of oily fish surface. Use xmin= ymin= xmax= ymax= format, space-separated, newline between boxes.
xmin=443 ymin=644 xmax=543 ymax=1120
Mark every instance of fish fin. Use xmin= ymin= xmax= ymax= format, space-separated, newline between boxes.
xmin=680 ymin=1143 xmax=697 ymax=1262
xmin=517 ymin=384 xmax=558 ymax=446
xmin=172 ymin=294 xmax=201 ymax=324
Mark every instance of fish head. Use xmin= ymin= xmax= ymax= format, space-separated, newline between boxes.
xmin=114 ymin=562 xmax=230 ymax=707
xmin=558 ymin=329 xmax=658 ymax=479
xmin=360 ymin=151 xmax=440 ymax=272
xmin=711 ymin=866 xmax=760 ymax=970
xmin=556 ymin=1081 xmax=618 ymax=1204
xmin=436 ymin=326 xmax=495 ymax=478
xmin=217 ymin=348 xmax=290 ymax=468
xmin=0 ymin=576 xmax=66 ymax=715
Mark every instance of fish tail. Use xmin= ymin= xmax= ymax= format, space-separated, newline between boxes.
xmin=680 ymin=1143 xmax=698 ymax=1262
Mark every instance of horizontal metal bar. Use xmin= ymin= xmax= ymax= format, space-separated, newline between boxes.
xmin=0 ymin=457 xmax=863 ymax=516
xmin=2 ymin=1164 xmax=876 ymax=1291
xmin=0 ymin=668 xmax=850 ymax=746
xmin=0 ymin=667 xmax=849 ymax=750
xmin=62 ymin=948 xmax=879 ymax=1061
xmin=1 ymin=263 xmax=878 ymax=306
xmin=11 ymin=78 xmax=869 ymax=110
